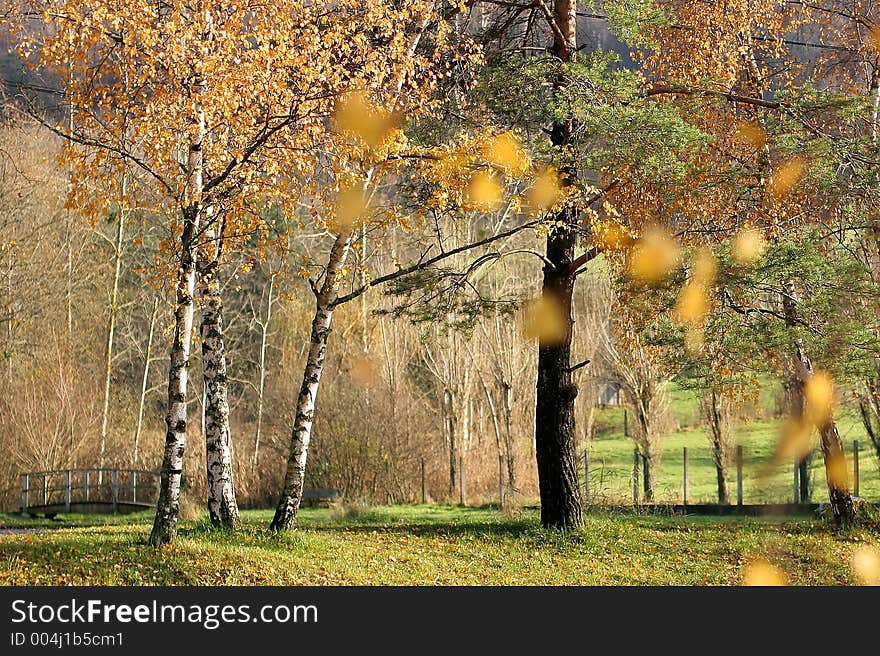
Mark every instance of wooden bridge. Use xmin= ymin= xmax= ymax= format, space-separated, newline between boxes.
xmin=20 ymin=468 xmax=159 ymax=516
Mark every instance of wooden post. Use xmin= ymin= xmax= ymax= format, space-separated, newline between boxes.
xmin=420 ymin=459 xmax=426 ymax=504
xmin=21 ymin=474 xmax=27 ymax=513
xmin=458 ymin=454 xmax=465 ymax=507
xmin=736 ymin=446 xmax=743 ymax=506
xmin=583 ymin=449 xmax=590 ymax=504
xmin=111 ymin=469 xmax=119 ymax=512
xmin=498 ymin=453 xmax=504 ymax=508
xmin=623 ymin=409 xmax=629 ymax=437
xmin=632 ymin=449 xmax=640 ymax=505
xmin=64 ymin=469 xmax=71 ymax=512
xmin=85 ymin=470 xmax=90 ymax=502
xmin=683 ymin=447 xmax=689 ymax=505
xmin=793 ymin=462 xmax=799 ymax=504
xmin=642 ymin=454 xmax=650 ymax=500
xmin=853 ymin=440 xmax=860 ymax=498
xmin=133 ymin=471 xmax=137 ymax=504
xmin=42 ymin=474 xmax=47 ymax=505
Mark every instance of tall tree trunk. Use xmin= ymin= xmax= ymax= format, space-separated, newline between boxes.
xmin=501 ymin=380 xmax=515 ymax=489
xmin=149 ymin=208 xmax=199 ymax=547
xmin=98 ymin=182 xmax=127 ymax=470
xmin=703 ymin=389 xmax=730 ymax=504
xmin=534 ymin=0 xmax=584 ymax=529
xmin=199 ymin=228 xmax=240 ymax=529
xmin=134 ymin=297 xmax=158 ymax=466
xmin=253 ymin=273 xmax=274 ymax=472
xmin=444 ymin=387 xmax=457 ymax=495
xmin=150 ymin=82 xmax=205 ymax=546
xmin=269 ymin=232 xmax=353 ymax=531
xmin=782 ymin=281 xmax=855 ymax=526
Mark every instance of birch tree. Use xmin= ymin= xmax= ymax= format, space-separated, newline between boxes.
xmin=9 ymin=0 xmax=413 ymax=544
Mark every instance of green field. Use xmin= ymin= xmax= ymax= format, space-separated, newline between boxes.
xmin=587 ymin=385 xmax=880 ymax=504
xmin=1 ymin=506 xmax=877 ymax=585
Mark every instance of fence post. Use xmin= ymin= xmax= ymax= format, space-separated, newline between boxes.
xmin=42 ymin=474 xmax=47 ymax=505
xmin=853 ymin=440 xmax=860 ymax=498
xmin=111 ymin=469 xmax=119 ymax=512
xmin=583 ymin=449 xmax=590 ymax=505
xmin=642 ymin=454 xmax=650 ymax=501
xmin=792 ymin=462 xmax=799 ymax=504
xmin=623 ymin=410 xmax=629 ymax=437
xmin=85 ymin=470 xmax=90 ymax=502
xmin=736 ymin=446 xmax=744 ymax=507
xmin=64 ymin=469 xmax=71 ymax=513
xmin=683 ymin=447 xmax=689 ymax=505
xmin=133 ymin=471 xmax=138 ymax=504
xmin=420 ymin=459 xmax=426 ymax=504
xmin=21 ymin=474 xmax=28 ymax=514
xmin=632 ymin=449 xmax=640 ymax=505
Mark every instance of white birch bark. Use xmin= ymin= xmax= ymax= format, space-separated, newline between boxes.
xmin=149 ymin=80 xmax=205 ymax=546
xmin=199 ymin=224 xmax=240 ymax=529
xmin=270 ymin=231 xmax=353 ymax=530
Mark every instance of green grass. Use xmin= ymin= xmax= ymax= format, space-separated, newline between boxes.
xmin=589 ymin=385 xmax=880 ymax=504
xmin=0 ymin=506 xmax=877 ymax=585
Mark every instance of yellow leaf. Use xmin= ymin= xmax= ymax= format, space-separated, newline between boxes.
xmin=466 ymin=170 xmax=503 ymax=211
xmin=486 ymin=132 xmax=528 ymax=171
xmin=732 ymin=229 xmax=765 ymax=263
xmin=628 ymin=227 xmax=680 ymax=283
xmin=804 ymin=371 xmax=834 ymax=426
xmin=852 ymin=546 xmax=880 ymax=586
xmin=768 ymin=157 xmax=807 ymax=199
xmin=334 ymin=91 xmax=398 ymax=150
xmin=735 ymin=120 xmax=767 ymax=148
xmin=523 ymin=294 xmax=568 ymax=346
xmin=335 ymin=183 xmax=368 ymax=232
xmin=743 ymin=560 xmax=786 ymax=586
xmin=526 ymin=167 xmax=561 ymax=214
xmin=351 ymin=357 xmax=374 ymax=387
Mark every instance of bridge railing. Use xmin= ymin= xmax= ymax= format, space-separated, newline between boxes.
xmin=21 ymin=468 xmax=160 ymax=513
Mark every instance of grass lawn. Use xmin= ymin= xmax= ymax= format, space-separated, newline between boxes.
xmin=1 ymin=506 xmax=877 ymax=585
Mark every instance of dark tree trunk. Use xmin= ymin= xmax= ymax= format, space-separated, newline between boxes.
xmin=716 ymin=465 xmax=729 ymax=505
xmin=533 ymin=0 xmax=584 ymax=529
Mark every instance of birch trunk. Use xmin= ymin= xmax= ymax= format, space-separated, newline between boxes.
xmin=534 ymin=0 xmax=583 ymax=528
xmin=199 ymin=234 xmax=240 ymax=529
xmin=269 ymin=232 xmax=353 ymax=531
xmin=149 ymin=80 xmax=205 ymax=546
xmin=98 ymin=181 xmax=126 ymax=469
xmin=149 ymin=207 xmax=199 ymax=547
xmin=268 ymin=20 xmax=427 ymax=531
xmin=133 ymin=297 xmax=158 ymax=466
